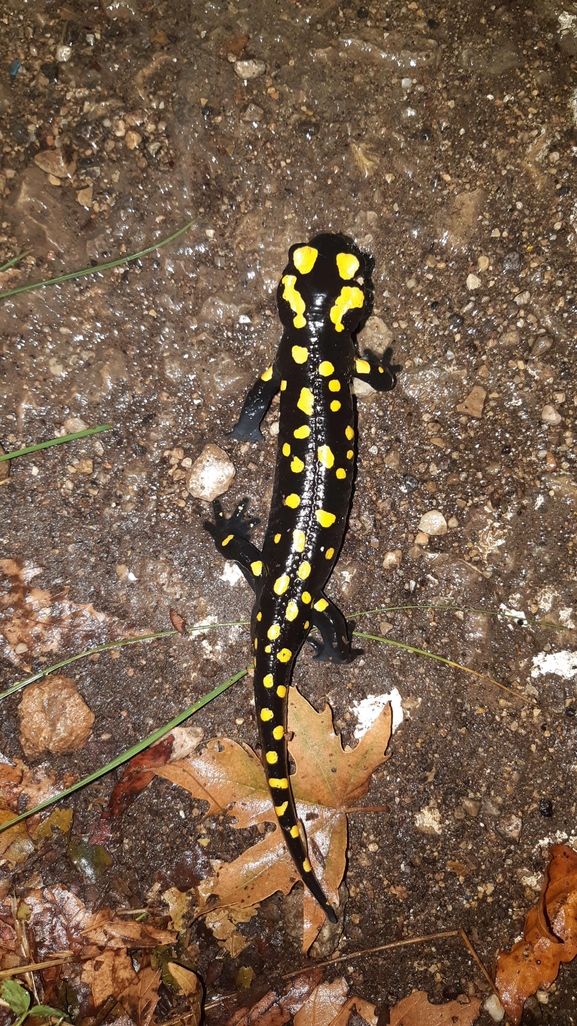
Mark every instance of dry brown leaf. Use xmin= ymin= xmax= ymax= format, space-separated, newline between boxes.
xmin=81 ymin=947 xmax=136 ymax=1006
xmin=161 ymin=886 xmax=195 ymax=933
xmin=167 ymin=961 xmax=202 ymax=1001
xmin=118 ymin=965 xmax=162 ymax=1026
xmin=389 ymin=990 xmax=481 ymax=1026
xmin=158 ymin=687 xmax=391 ymax=950
xmin=495 ymin=843 xmax=577 ymax=1024
xmin=293 ymin=978 xmax=350 ymax=1026
xmin=0 ymin=808 xmax=35 ymax=867
xmin=18 ymin=674 xmax=95 ymax=757
xmin=0 ymin=558 xmax=147 ymax=669
xmin=225 ymin=969 xmax=323 ymax=1026
xmin=204 ymin=905 xmax=258 ymax=957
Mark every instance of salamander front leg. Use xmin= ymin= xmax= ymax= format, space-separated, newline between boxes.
xmin=354 ymin=347 xmax=401 ymax=392
xmin=307 ymin=597 xmax=361 ymax=663
xmin=204 ymin=498 xmax=264 ymax=593
xmin=227 ymin=365 xmax=282 ymax=442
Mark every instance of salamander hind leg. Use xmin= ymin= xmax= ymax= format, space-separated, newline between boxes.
xmin=307 ymin=597 xmax=361 ymax=663
xmin=203 ymin=498 xmax=264 ymax=592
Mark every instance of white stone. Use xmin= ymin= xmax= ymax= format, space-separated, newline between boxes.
xmin=418 ymin=510 xmax=448 ymax=535
xmin=185 ymin=444 xmax=235 ymax=501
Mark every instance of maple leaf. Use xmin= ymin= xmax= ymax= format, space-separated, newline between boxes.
xmin=156 ymin=686 xmax=392 ymax=950
xmin=495 ymin=843 xmax=577 ymax=1024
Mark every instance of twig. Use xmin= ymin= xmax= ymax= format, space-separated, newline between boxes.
xmin=0 ymin=953 xmax=73 ymax=980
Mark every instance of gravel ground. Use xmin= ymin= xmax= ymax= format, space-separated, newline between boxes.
xmin=1 ymin=0 xmax=576 ymax=1022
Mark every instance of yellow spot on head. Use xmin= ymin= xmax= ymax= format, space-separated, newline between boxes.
xmin=355 ymin=357 xmax=371 ymax=375
xmin=273 ymin=725 xmax=284 ymax=740
xmin=275 ymin=801 xmax=289 ymax=817
xmin=280 ymin=379 xmax=287 ymax=391
xmin=261 ymin=365 xmax=273 ymax=382
xmin=319 ymin=360 xmax=334 ymax=377
xmin=290 ymin=456 xmax=304 ymax=473
xmin=264 ymin=644 xmax=271 ymax=653
xmin=285 ymin=600 xmax=299 ymax=621
xmin=301 ymin=591 xmax=312 ymax=604
xmin=273 ymin=573 xmax=290 ymax=595
xmin=293 ymin=529 xmax=306 ymax=553
xmin=345 ymin=425 xmax=355 ymax=440
xmin=269 ymin=777 xmax=289 ymax=789
xmin=329 ymin=285 xmax=364 ymax=332
xmin=328 ymin=379 xmax=341 ymax=392
xmin=325 ymin=547 xmax=335 ymax=560
xmin=222 ymin=534 xmax=234 ymax=546
xmin=263 ymin=673 xmax=274 ymax=688
xmin=274 ymin=533 xmax=282 ymax=544
xmin=260 ymin=708 xmax=274 ymax=722
xmin=292 ymin=245 xmax=318 ymax=274
xmin=316 ymin=509 xmax=337 ymax=528
xmin=302 ymin=858 xmax=312 ymax=873
xmin=297 ymin=386 xmax=314 ymax=416
xmin=336 ymin=468 xmax=346 ymax=480
xmin=330 ymin=400 xmax=341 ymax=412
xmin=277 ymin=648 xmax=292 ymax=662
xmin=282 ymin=442 xmax=291 ymax=457
xmin=294 ymin=424 xmax=310 ymax=439
xmin=292 ymin=345 xmax=308 ymax=364
xmin=284 ymin=493 xmax=300 ymax=509
xmin=314 ymin=597 xmax=329 ymax=612
xmin=297 ymin=561 xmax=311 ymax=580
xmin=336 ymin=252 xmax=360 ymax=280
xmin=276 ymin=684 xmax=287 ymax=698
xmin=304 ymin=620 xmax=310 ymax=629
xmin=317 ymin=444 xmax=335 ymax=469
xmin=266 ymin=751 xmax=278 ymax=764
xmin=251 ymin=560 xmax=263 ymax=576
xmin=281 ymin=274 xmax=306 ymax=329
xmin=290 ymin=825 xmax=300 ymax=838
xmin=257 ymin=611 xmax=263 ymax=621
xmin=267 ymin=624 xmax=281 ymax=640
xmin=346 ymin=449 xmax=354 ymax=460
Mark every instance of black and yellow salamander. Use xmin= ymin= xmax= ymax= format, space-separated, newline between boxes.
xmin=205 ymin=233 xmax=397 ymax=922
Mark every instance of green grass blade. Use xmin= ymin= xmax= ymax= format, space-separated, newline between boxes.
xmin=0 ymin=425 xmax=111 ymax=463
xmin=352 ymin=602 xmax=570 ymax=631
xmin=0 ymin=219 xmax=195 ymax=302
xmin=0 ymin=251 xmax=29 ymax=273
xmin=0 ymin=667 xmax=247 ymax=835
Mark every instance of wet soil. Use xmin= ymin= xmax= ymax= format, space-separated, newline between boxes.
xmin=0 ymin=0 xmax=576 ymax=1022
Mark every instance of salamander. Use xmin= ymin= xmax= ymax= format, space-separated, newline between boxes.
xmin=205 ymin=233 xmax=397 ymax=922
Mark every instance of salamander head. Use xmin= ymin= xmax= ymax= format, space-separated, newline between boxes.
xmin=277 ymin=233 xmax=373 ymax=334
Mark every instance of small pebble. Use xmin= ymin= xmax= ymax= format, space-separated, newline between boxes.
xmin=234 ymin=59 xmax=266 ymax=80
xmin=484 ymin=993 xmax=505 ymax=1022
xmin=477 ymin=254 xmax=490 ymax=271
xmin=466 ymin=273 xmax=481 ymax=290
xmin=125 ymin=130 xmax=142 ymax=150
xmin=418 ymin=510 xmax=447 ymax=536
xmin=34 ymin=149 xmax=76 ymax=179
xmin=541 ymin=404 xmax=561 ymax=425
xmin=382 ymin=549 xmax=402 ymax=569
xmin=456 ymin=385 xmax=487 ymax=418
xmin=185 ymin=443 xmax=235 ymax=501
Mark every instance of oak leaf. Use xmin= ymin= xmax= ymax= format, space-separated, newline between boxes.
xmin=156 ymin=686 xmax=392 ymax=950
xmin=389 ymin=990 xmax=481 ymax=1025
xmin=495 ymin=843 xmax=577 ymax=1024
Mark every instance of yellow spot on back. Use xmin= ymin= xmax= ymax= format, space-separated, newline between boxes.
xmin=251 ymin=560 xmax=263 ymax=576
xmin=316 ymin=509 xmax=336 ymax=528
xmin=265 ymin=644 xmax=271 ymax=653
xmin=276 ymin=684 xmax=287 ymax=698
xmin=260 ymin=708 xmax=274 ymax=721
xmin=266 ymin=751 xmax=278 ymax=764
xmin=281 ymin=274 xmax=306 ymax=329
xmin=328 ymin=379 xmax=341 ymax=392
xmin=263 ymin=673 xmax=274 ymax=688
xmin=293 ymin=245 xmax=318 ymax=274
xmin=273 ymin=725 xmax=284 ymax=740
xmin=314 ymin=597 xmax=329 ymax=612
xmin=290 ymin=825 xmax=300 ymax=838
xmin=355 ymin=357 xmax=371 ymax=375
xmin=269 ymin=777 xmax=289 ymax=789
xmin=336 ymin=468 xmax=346 ymax=480
xmin=285 ymin=599 xmax=299 ymax=621
xmin=319 ymin=360 xmax=334 ymax=376
xmin=345 ymin=425 xmax=355 ymax=440
xmin=257 ymin=611 xmax=263 ymax=621
xmin=336 ymin=252 xmax=360 ymax=279
xmin=297 ymin=387 xmax=314 ymax=416
xmin=297 ymin=561 xmax=311 ymax=580
xmin=274 ymin=532 xmax=282 ymax=543
xmin=325 ymin=547 xmax=335 ymax=560
xmin=301 ymin=591 xmax=312 ymax=604
xmin=254 ymin=638 xmax=258 ymax=649
xmin=280 ymin=379 xmax=287 ymax=391
xmin=346 ymin=449 xmax=354 ymax=460
xmin=273 ymin=573 xmax=290 ymax=595
xmin=282 ymin=442 xmax=291 ymax=457
xmin=302 ymin=858 xmax=312 ymax=873
xmin=284 ymin=493 xmax=300 ymax=509
xmin=292 ymin=345 xmax=308 ymax=364
xmin=275 ymin=801 xmax=289 ymax=816
xmin=329 ymin=285 xmax=364 ymax=332
xmin=317 ymin=445 xmax=335 ymax=469
xmin=330 ymin=400 xmax=341 ymax=412
xmin=293 ymin=529 xmax=306 ymax=552
xmin=267 ymin=624 xmax=281 ymax=640
xmin=294 ymin=424 xmax=310 ymax=439
xmin=277 ymin=648 xmax=292 ymax=662
xmin=290 ymin=456 xmax=304 ymax=473
xmin=261 ymin=365 xmax=273 ymax=381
